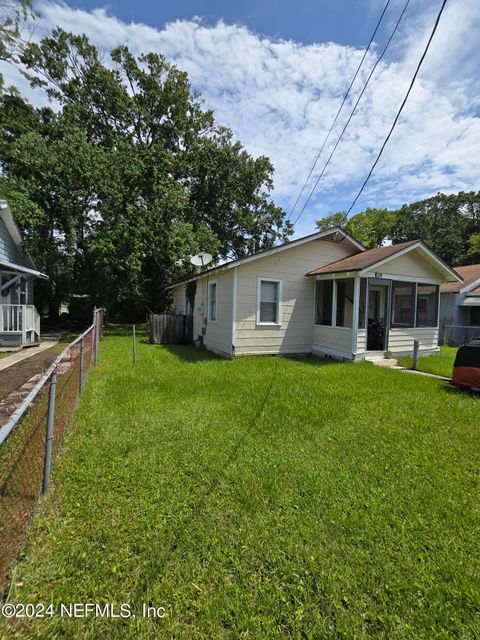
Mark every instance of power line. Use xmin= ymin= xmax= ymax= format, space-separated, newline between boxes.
xmin=292 ymin=0 xmax=411 ymax=226
xmin=346 ymin=0 xmax=449 ymax=215
xmin=287 ymin=0 xmax=393 ymax=222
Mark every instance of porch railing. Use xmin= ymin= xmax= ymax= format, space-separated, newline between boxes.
xmin=0 ymin=304 xmax=40 ymax=340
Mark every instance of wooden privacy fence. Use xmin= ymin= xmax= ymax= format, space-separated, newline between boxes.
xmin=148 ymin=313 xmax=193 ymax=344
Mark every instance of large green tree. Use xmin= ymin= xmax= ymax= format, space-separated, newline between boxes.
xmin=316 ymin=208 xmax=397 ymax=249
xmin=316 ymin=193 xmax=480 ymax=266
xmin=0 ymin=29 xmax=292 ymax=318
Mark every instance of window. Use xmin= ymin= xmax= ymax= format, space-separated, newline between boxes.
xmin=416 ymin=284 xmax=438 ymax=327
xmin=335 ymin=279 xmax=354 ymax=328
xmin=471 ymin=307 xmax=480 ymax=326
xmin=258 ymin=279 xmax=281 ymax=324
xmin=391 ymin=282 xmax=415 ymax=328
xmin=358 ymin=279 xmax=367 ymax=329
xmin=314 ymin=280 xmax=333 ymax=326
xmin=207 ymin=281 xmax=217 ymax=322
xmin=184 ymin=293 xmax=191 ymax=315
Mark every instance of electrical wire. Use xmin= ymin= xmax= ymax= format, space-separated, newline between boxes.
xmin=292 ymin=0 xmax=411 ymax=226
xmin=346 ymin=0 xmax=449 ymax=214
xmin=287 ymin=0 xmax=393 ymax=222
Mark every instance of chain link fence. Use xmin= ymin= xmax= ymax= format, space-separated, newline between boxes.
xmin=0 ymin=308 xmax=104 ymax=597
xmin=442 ymin=324 xmax=480 ymax=347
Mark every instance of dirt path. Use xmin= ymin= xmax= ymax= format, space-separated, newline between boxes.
xmin=0 ymin=344 xmax=65 ymax=403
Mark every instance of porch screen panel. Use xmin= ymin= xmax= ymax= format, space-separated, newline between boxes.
xmin=416 ymin=284 xmax=438 ymax=327
xmin=335 ymin=279 xmax=355 ymax=328
xmin=358 ymin=279 xmax=367 ymax=328
xmin=315 ymin=280 xmax=333 ymax=326
xmin=391 ymin=281 xmax=415 ymax=328
xmin=259 ymin=281 xmax=279 ymax=323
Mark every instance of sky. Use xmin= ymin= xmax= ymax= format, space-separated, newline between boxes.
xmin=1 ymin=0 xmax=479 ymax=237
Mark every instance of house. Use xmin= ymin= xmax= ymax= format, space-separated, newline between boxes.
xmin=168 ymin=227 xmax=462 ymax=360
xmin=440 ymin=263 xmax=480 ymax=345
xmin=0 ymin=200 xmax=48 ymax=347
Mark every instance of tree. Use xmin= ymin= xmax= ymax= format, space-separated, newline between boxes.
xmin=315 ymin=211 xmax=348 ymax=231
xmin=346 ymin=208 xmax=397 ymax=249
xmin=390 ymin=192 xmax=480 ymax=266
xmin=466 ymin=233 xmax=480 ymax=264
xmin=316 ymin=193 xmax=480 ymax=265
xmin=315 ymin=208 xmax=397 ymax=248
xmin=0 ymin=0 xmax=32 ymax=62
xmin=0 ymin=29 xmax=292 ymax=318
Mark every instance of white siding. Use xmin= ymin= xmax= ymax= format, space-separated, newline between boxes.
xmin=356 ymin=329 xmax=366 ymax=354
xmin=388 ymin=327 xmax=439 ymax=354
xmin=193 ymin=271 xmax=233 ymax=358
xmin=312 ymin=325 xmax=353 ymax=358
xmin=172 ymin=284 xmax=187 ymax=314
xmin=234 ymin=239 xmax=354 ymax=355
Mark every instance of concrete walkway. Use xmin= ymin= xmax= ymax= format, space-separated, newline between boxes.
xmin=0 ymin=341 xmax=59 ymax=372
xmin=369 ymin=357 xmax=451 ymax=381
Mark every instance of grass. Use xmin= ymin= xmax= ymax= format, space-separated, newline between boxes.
xmin=397 ymin=346 xmax=458 ymax=378
xmin=2 ymin=328 xmax=479 ymax=639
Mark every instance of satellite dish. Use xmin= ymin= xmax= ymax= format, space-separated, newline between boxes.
xmin=190 ymin=252 xmax=213 ymax=267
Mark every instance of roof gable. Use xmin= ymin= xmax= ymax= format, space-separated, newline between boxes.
xmin=306 ymin=240 xmax=462 ymax=283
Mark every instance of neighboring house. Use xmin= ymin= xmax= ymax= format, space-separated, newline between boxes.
xmin=168 ymin=227 xmax=462 ymax=360
xmin=440 ymin=263 xmax=480 ymax=344
xmin=0 ymin=200 xmax=48 ymax=347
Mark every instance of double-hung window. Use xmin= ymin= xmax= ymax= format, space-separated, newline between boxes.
xmin=207 ymin=281 xmax=217 ymax=322
xmin=257 ymin=278 xmax=281 ymax=324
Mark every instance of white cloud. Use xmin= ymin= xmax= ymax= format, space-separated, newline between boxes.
xmin=1 ymin=0 xmax=479 ymax=235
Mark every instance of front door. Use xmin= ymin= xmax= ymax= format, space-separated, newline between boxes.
xmin=367 ymin=283 xmax=390 ymax=351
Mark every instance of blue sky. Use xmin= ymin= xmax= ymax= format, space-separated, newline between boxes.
xmin=3 ymin=0 xmax=479 ymax=237
xmin=64 ymin=0 xmax=378 ymax=47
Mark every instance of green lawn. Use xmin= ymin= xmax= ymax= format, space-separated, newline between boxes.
xmin=397 ymin=346 xmax=458 ymax=378
xmin=2 ymin=329 xmax=479 ymax=639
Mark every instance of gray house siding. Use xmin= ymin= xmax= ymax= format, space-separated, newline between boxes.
xmin=0 ymin=218 xmax=26 ymax=265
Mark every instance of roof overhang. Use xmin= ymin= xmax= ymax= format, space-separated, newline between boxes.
xmin=165 ymin=227 xmax=365 ymax=290
xmin=0 ymin=259 xmax=48 ymax=279
xmin=461 ymin=276 xmax=480 ymax=294
xmin=461 ymin=297 xmax=480 ymax=307
xmin=308 ymin=241 xmax=463 ymax=284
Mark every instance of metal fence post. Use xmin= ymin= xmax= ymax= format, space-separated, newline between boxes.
xmin=42 ymin=370 xmax=57 ymax=494
xmin=92 ymin=307 xmax=97 ymax=365
xmin=133 ymin=324 xmax=136 ymax=365
xmin=79 ymin=337 xmax=84 ymax=393
xmin=412 ymin=339 xmax=419 ymax=370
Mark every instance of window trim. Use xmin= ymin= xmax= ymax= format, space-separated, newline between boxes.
xmin=207 ymin=280 xmax=217 ymax=323
xmin=256 ymin=277 xmax=282 ymax=326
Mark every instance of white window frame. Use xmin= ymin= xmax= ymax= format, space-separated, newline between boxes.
xmin=207 ymin=280 xmax=217 ymax=323
xmin=256 ymin=277 xmax=282 ymax=326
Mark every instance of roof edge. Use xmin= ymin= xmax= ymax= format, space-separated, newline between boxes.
xmin=165 ymin=227 xmax=365 ymax=290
